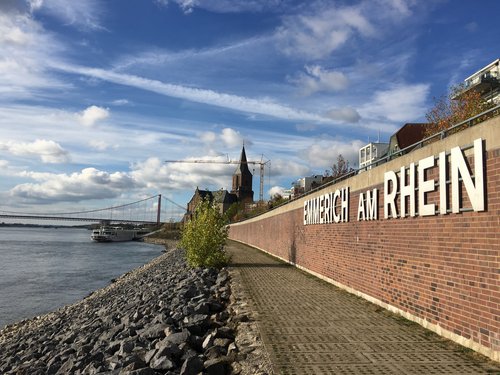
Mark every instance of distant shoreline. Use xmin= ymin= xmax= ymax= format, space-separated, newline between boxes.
xmin=0 ymin=223 xmax=91 ymax=229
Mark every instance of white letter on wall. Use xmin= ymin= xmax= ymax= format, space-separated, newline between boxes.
xmin=319 ymin=195 xmax=325 ymax=224
xmin=439 ymin=152 xmax=447 ymax=215
xmin=367 ymin=189 xmax=378 ymax=220
xmin=304 ymin=201 xmax=308 ymax=225
xmin=357 ymin=192 xmax=366 ymax=221
xmin=418 ymin=155 xmax=436 ymax=216
xmin=324 ymin=193 xmax=330 ymax=223
xmin=400 ymin=163 xmax=416 ymax=217
xmin=341 ymin=187 xmax=349 ymax=222
xmin=333 ymin=189 xmax=341 ymax=223
xmin=384 ymin=171 xmax=398 ymax=219
xmin=451 ymin=138 xmax=485 ymax=213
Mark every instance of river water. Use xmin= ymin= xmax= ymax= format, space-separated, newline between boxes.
xmin=0 ymin=226 xmax=163 ymax=330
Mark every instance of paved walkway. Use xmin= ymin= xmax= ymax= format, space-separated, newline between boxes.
xmin=227 ymin=241 xmax=500 ymax=375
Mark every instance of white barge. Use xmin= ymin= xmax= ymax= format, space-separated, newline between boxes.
xmin=91 ymin=226 xmax=139 ymax=242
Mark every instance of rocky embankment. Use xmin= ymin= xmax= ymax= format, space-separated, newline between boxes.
xmin=0 ymin=247 xmax=249 ymax=375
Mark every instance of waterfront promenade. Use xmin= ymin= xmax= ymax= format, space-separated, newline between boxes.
xmin=227 ymin=241 xmax=500 ymax=375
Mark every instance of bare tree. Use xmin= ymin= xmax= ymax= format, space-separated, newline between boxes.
xmin=331 ymin=154 xmax=353 ymax=179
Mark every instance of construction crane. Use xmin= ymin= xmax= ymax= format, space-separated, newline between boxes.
xmin=164 ymin=156 xmax=270 ymax=202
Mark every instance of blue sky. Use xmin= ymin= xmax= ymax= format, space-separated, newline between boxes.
xmin=0 ymin=0 xmax=498 ymax=219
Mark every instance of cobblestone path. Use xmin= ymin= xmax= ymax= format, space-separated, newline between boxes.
xmin=227 ymin=241 xmax=500 ymax=375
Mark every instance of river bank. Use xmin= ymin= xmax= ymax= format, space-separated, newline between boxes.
xmin=0 ymin=247 xmax=247 ymax=374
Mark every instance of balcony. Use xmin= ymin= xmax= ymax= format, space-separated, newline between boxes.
xmin=454 ymin=73 xmax=500 ymax=99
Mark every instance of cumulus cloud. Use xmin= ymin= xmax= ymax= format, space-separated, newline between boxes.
xmin=290 ymin=65 xmax=349 ymax=96
xmin=268 ymin=185 xmax=291 ymax=198
xmin=198 ymin=127 xmax=246 ymax=150
xmin=361 ymin=83 xmax=430 ymax=122
xmin=0 ymin=139 xmax=70 ymax=163
xmin=325 ymin=107 xmax=361 ymax=123
xmin=78 ymin=105 xmax=110 ymax=127
xmin=11 ymin=167 xmax=137 ymax=202
xmin=301 ymin=139 xmax=365 ymax=169
xmin=270 ymin=159 xmax=310 ymax=178
xmin=200 ymin=131 xmax=217 ymax=144
xmin=220 ymin=128 xmax=243 ymax=148
xmin=131 ymin=157 xmax=231 ymax=191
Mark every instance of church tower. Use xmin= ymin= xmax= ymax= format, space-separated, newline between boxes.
xmin=231 ymin=145 xmax=254 ymax=204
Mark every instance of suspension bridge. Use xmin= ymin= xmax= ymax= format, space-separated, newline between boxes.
xmin=0 ymin=195 xmax=186 ymax=225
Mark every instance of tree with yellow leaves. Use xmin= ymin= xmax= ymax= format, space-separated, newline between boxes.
xmin=425 ymin=83 xmax=494 ymax=137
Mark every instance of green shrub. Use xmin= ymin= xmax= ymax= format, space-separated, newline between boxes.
xmin=180 ymin=199 xmax=229 ymax=268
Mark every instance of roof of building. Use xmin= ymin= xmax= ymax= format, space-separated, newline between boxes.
xmin=213 ymin=189 xmax=238 ymax=204
xmin=391 ymin=123 xmax=432 ymax=150
xmin=464 ymin=58 xmax=500 ymax=81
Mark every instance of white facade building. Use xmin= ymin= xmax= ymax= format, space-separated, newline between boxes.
xmin=291 ymin=175 xmax=323 ymax=198
xmin=461 ymin=58 xmax=500 ymax=104
xmin=359 ymin=142 xmax=389 ymax=169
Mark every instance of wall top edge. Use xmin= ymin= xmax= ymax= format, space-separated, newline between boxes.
xmin=230 ymin=116 xmax=500 ymax=226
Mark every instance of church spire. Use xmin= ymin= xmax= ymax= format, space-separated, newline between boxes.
xmin=231 ymin=144 xmax=254 ymax=203
xmin=237 ymin=144 xmax=251 ymax=174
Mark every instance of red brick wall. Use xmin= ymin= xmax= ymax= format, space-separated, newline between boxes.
xmin=228 ymin=125 xmax=500 ymax=360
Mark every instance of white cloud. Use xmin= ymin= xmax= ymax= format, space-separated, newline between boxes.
xmin=0 ymin=12 xmax=67 ymax=99
xmin=78 ymin=105 xmax=110 ymax=127
xmin=290 ymin=65 xmax=349 ymax=96
xmin=277 ymin=3 xmax=374 ymax=59
xmin=197 ymin=127 xmax=247 ymax=153
xmin=361 ymin=83 xmax=430 ymax=123
xmin=0 ymin=139 xmax=70 ymax=163
xmin=301 ymin=139 xmax=365 ymax=169
xmin=220 ymin=128 xmax=243 ymax=148
xmin=159 ymin=0 xmax=284 ymax=14
xmin=270 ymin=159 xmax=310 ymax=178
xmin=377 ymin=0 xmax=415 ymax=18
xmin=131 ymin=157 xmax=231 ymax=191
xmin=268 ymin=185 xmax=290 ymax=198
xmin=111 ymin=99 xmax=130 ymax=106
xmin=28 ymin=0 xmax=103 ymax=30
xmin=295 ymin=123 xmax=317 ymax=132
xmin=200 ymin=131 xmax=217 ymax=144
xmin=11 ymin=167 xmax=137 ymax=202
xmin=89 ymin=140 xmax=116 ymax=151
xmin=154 ymin=0 xmax=169 ymax=7
xmin=276 ymin=0 xmax=417 ymax=60
xmin=325 ymin=107 xmax=361 ymax=123
xmin=53 ymin=63 xmax=332 ymax=124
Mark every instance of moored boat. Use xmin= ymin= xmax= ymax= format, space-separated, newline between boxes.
xmin=91 ymin=226 xmax=139 ymax=242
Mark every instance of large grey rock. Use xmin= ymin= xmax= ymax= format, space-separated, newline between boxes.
xmin=204 ymin=357 xmax=230 ymax=375
xmin=163 ymin=329 xmax=191 ymax=345
xmin=180 ymin=355 xmax=204 ymax=375
xmin=149 ymin=355 xmax=175 ymax=370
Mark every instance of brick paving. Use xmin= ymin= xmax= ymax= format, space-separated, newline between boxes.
xmin=227 ymin=241 xmax=500 ymax=375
